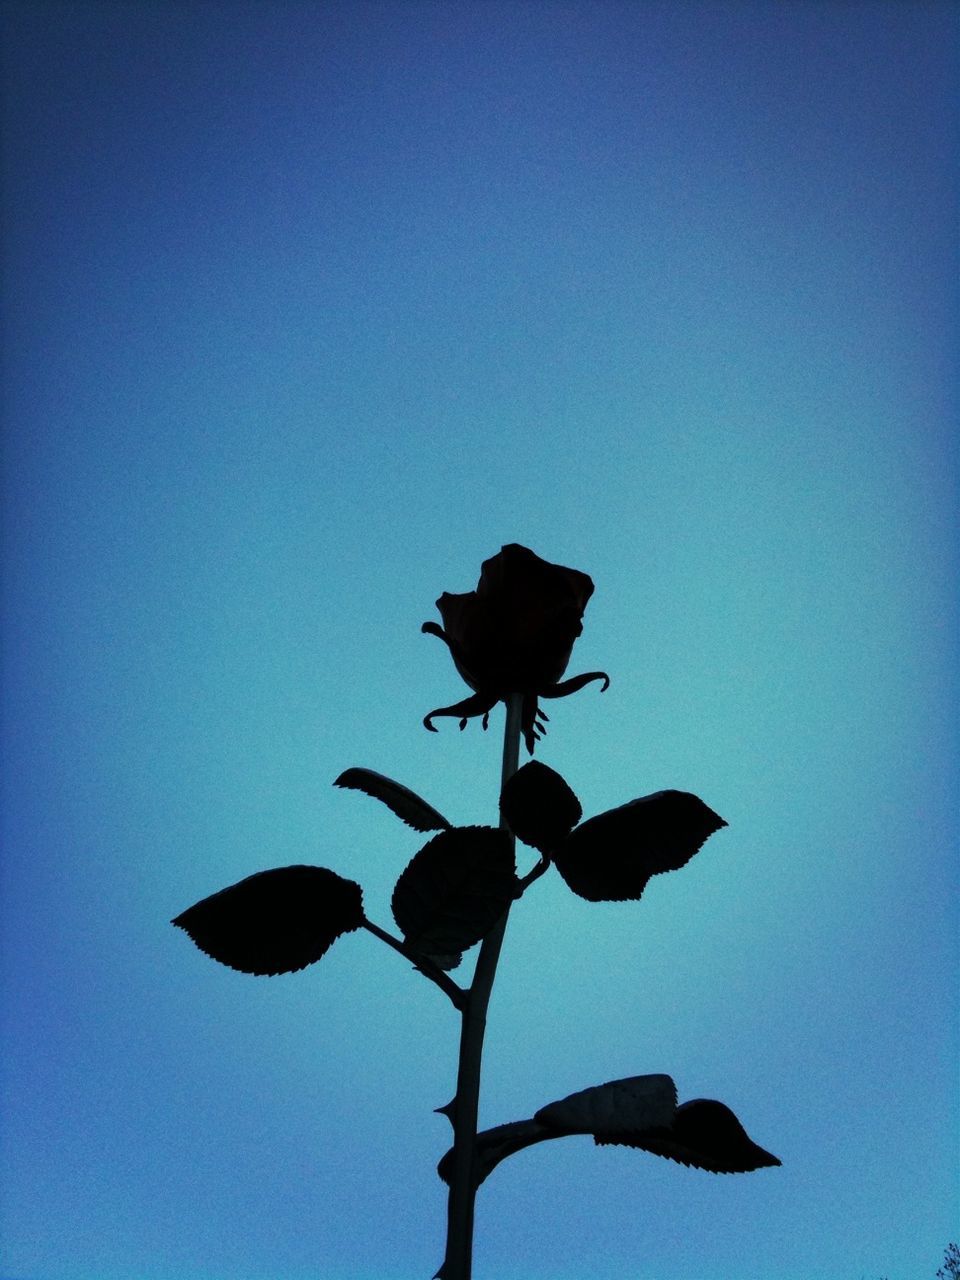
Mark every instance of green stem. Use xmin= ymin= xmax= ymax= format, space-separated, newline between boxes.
xmin=441 ymin=693 xmax=522 ymax=1280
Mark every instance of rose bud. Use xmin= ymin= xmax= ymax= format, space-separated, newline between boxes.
xmin=422 ymin=543 xmax=608 ymax=753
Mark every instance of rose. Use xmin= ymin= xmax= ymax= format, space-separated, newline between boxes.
xmin=422 ymin=544 xmax=608 ymax=752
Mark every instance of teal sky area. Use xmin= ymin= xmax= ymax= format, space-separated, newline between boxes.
xmin=1 ymin=3 xmax=957 ymax=1279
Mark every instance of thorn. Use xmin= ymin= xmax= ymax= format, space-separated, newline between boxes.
xmin=435 ymin=1099 xmax=456 ymax=1122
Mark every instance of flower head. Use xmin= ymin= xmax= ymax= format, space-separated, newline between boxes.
xmin=422 ymin=544 xmax=608 ymax=752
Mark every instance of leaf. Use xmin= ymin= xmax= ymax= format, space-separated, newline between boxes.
xmin=535 ymin=1073 xmax=677 ymax=1136
xmin=334 ymin=767 xmax=451 ymax=833
xmin=595 ymin=1098 xmax=781 ymax=1173
xmin=391 ymin=827 xmax=516 ymax=959
xmin=552 ymin=790 xmax=726 ymax=901
xmin=172 ymin=865 xmax=364 ymax=975
xmin=422 ymin=951 xmax=464 ymax=972
xmin=499 ymin=761 xmax=582 ymax=854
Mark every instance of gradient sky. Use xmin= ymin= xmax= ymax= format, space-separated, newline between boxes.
xmin=1 ymin=3 xmax=957 ymax=1279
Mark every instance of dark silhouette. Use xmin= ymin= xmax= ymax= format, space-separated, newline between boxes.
xmin=422 ymin=543 xmax=609 ymax=752
xmin=173 ymin=545 xmax=779 ymax=1279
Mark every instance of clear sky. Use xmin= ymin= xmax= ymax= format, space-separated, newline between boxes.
xmin=1 ymin=2 xmax=956 ymax=1279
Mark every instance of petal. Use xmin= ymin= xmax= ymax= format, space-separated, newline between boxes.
xmin=478 ymin=544 xmax=595 ymax=617
xmin=474 ymin=546 xmax=597 ymax=687
xmin=421 ymin=618 xmax=481 ymax=692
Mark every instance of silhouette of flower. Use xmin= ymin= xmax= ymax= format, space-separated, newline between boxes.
xmin=422 ymin=543 xmax=608 ymax=752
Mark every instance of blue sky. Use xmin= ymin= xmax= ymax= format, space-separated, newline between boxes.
xmin=1 ymin=2 xmax=956 ymax=1278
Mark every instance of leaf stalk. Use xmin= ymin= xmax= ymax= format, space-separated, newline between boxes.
xmin=361 ymin=918 xmax=467 ymax=1009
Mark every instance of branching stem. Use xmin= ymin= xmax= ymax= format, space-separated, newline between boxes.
xmin=516 ymin=854 xmax=551 ymax=894
xmin=361 ymin=918 xmax=466 ymax=1010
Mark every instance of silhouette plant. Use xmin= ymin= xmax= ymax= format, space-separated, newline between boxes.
xmin=173 ymin=544 xmax=780 ymax=1278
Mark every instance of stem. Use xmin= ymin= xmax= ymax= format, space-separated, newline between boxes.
xmin=441 ymin=693 xmax=522 ymax=1280
xmin=516 ymin=854 xmax=551 ymax=894
xmin=361 ymin=918 xmax=466 ymax=1010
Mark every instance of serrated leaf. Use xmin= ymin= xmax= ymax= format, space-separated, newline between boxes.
xmin=334 ymin=767 xmax=451 ymax=833
xmin=391 ymin=827 xmax=516 ymax=958
xmin=552 ymin=789 xmax=726 ymax=901
xmin=499 ymin=761 xmax=582 ymax=854
xmin=595 ymin=1098 xmax=781 ymax=1173
xmin=535 ymin=1073 xmax=677 ymax=1136
xmin=172 ymin=865 xmax=364 ymax=975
